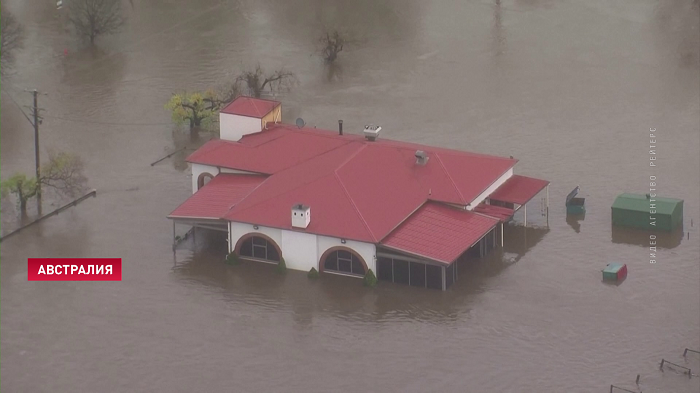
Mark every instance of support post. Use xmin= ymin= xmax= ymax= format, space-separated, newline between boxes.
xmin=441 ymin=266 xmax=446 ymax=291
xmin=424 ymin=263 xmax=427 ymax=288
xmin=32 ymin=90 xmax=42 ymax=215
xmin=501 ymin=222 xmax=504 ymax=247
xmin=172 ymin=221 xmax=176 ymax=248
xmin=545 ymin=185 xmax=549 ymax=228
xmin=391 ymin=259 xmax=395 ymax=283
xmin=524 ymin=204 xmax=527 ymax=227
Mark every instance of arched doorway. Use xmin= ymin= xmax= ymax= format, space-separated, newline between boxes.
xmin=234 ymin=233 xmax=282 ymax=263
xmin=319 ymin=247 xmax=367 ymax=276
xmin=197 ymin=172 xmax=214 ymax=190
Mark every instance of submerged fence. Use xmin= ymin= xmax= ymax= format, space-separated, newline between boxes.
xmin=660 ymin=358 xmax=693 ymax=378
xmin=0 ymin=189 xmax=97 ymax=243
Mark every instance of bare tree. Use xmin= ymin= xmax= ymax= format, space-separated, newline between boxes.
xmin=234 ymin=64 xmax=297 ymax=98
xmin=319 ymin=30 xmax=347 ymax=64
xmin=1 ymin=8 xmax=24 ymax=74
xmin=68 ymin=0 xmax=127 ymax=45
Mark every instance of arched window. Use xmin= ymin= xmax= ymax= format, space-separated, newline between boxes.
xmin=322 ymin=249 xmax=366 ymax=276
xmin=197 ymin=172 xmax=214 ymax=190
xmin=238 ymin=235 xmax=281 ymax=263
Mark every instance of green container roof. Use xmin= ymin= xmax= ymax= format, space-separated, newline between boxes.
xmin=603 ymin=263 xmax=624 ymax=273
xmin=612 ymin=193 xmax=682 ymax=215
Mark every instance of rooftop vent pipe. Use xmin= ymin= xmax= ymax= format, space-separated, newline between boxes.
xmin=415 ymin=150 xmax=429 ymax=165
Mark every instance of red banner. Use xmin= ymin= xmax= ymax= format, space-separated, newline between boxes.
xmin=27 ymin=258 xmax=122 ymax=281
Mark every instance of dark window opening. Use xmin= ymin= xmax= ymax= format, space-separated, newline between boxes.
xmin=393 ymin=260 xmax=409 ymax=285
xmin=426 ymin=265 xmax=442 ymax=290
xmin=409 ymin=262 xmax=426 ymax=287
xmin=377 ymin=257 xmax=393 ymax=281
xmin=238 ymin=236 xmax=280 ymax=263
xmin=323 ymin=250 xmax=365 ymax=276
xmin=445 ymin=264 xmax=455 ymax=289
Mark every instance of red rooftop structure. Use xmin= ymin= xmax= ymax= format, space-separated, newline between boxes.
xmin=169 ymin=96 xmax=550 ymax=290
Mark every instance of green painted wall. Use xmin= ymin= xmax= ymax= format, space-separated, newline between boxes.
xmin=611 ymin=193 xmax=683 ymax=232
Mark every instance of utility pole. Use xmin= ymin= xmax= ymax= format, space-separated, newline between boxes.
xmin=33 ymin=90 xmax=41 ymax=214
xmin=24 ymin=89 xmax=45 ymax=215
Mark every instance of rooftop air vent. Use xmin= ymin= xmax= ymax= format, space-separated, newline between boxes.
xmin=292 ymin=204 xmax=310 ymax=229
xmin=363 ymin=125 xmax=381 ymax=141
xmin=415 ymin=150 xmax=429 ymax=165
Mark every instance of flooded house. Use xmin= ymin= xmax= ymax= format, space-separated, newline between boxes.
xmin=168 ymin=96 xmax=549 ymax=290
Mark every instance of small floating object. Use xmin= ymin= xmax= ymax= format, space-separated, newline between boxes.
xmin=602 ymin=263 xmax=627 ymax=281
xmin=566 ymin=186 xmax=586 ymax=215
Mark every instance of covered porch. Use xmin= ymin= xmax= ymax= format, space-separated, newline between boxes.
xmin=474 ymin=175 xmax=551 ymax=246
xmin=167 ymin=173 xmax=267 ymax=250
xmin=378 ymin=202 xmax=500 ymax=290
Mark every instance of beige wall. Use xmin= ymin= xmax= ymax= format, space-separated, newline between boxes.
xmin=261 ymin=105 xmax=282 ymax=129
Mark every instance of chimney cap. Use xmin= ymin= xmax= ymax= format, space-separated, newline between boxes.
xmin=363 ymin=125 xmax=381 ymax=141
xmin=293 ymin=204 xmax=310 ymax=210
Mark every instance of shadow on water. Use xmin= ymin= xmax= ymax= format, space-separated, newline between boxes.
xmin=491 ymin=0 xmax=506 ymax=59
xmin=566 ymin=213 xmax=585 ymax=233
xmin=171 ymin=226 xmax=551 ymax=325
xmin=653 ymin=0 xmax=700 ymax=68
xmin=502 ymin=223 xmax=550 ymax=264
xmin=256 ymin=0 xmax=422 ymax=45
xmin=167 ymin=127 xmax=213 ymax=172
xmin=324 ymin=63 xmax=344 ymax=83
xmin=611 ymin=224 xmax=684 ymax=249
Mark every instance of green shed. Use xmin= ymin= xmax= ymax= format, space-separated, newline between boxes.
xmin=611 ymin=193 xmax=683 ymax=232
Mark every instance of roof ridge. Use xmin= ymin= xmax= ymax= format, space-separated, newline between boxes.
xmin=434 ymin=153 xmax=467 ymax=204
xmin=378 ymin=199 xmax=430 ymax=243
xmin=334 ymin=142 xmax=367 ymax=173
xmin=333 ymin=171 xmax=377 ymax=243
xmin=225 ymin=175 xmax=271 ymax=213
xmin=228 ymin=142 xmax=362 ymax=213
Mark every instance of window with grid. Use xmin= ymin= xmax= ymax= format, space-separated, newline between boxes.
xmin=239 ymin=236 xmax=280 ymax=262
xmin=323 ymin=249 xmax=365 ymax=276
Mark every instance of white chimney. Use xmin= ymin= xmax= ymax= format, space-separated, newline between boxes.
xmin=363 ymin=125 xmax=381 ymax=141
xmin=292 ymin=204 xmax=310 ymax=229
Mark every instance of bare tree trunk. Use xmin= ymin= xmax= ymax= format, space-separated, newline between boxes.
xmin=190 ymin=127 xmax=200 ymax=141
xmin=19 ymin=198 xmax=28 ymax=216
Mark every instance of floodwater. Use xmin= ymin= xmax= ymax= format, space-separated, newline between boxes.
xmin=2 ymin=0 xmax=699 ymax=391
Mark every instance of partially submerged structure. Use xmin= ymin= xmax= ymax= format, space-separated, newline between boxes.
xmin=611 ymin=193 xmax=683 ymax=232
xmin=168 ymin=97 xmax=550 ymax=290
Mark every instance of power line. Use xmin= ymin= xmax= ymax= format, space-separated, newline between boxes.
xmin=41 ymin=114 xmax=172 ymax=126
xmin=1 ymin=90 xmax=34 ymax=126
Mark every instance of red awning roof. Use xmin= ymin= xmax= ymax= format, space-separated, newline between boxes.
xmin=489 ymin=175 xmax=550 ymax=205
xmin=168 ymin=174 xmax=266 ymax=220
xmin=220 ymin=96 xmax=280 ymax=118
xmin=473 ymin=204 xmax=514 ymax=222
xmin=380 ymin=202 xmax=499 ymax=265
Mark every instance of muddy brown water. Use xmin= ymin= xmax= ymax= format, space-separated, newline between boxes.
xmin=2 ymin=1 xmax=699 ymax=392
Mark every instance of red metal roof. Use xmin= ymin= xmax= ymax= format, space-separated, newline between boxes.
xmin=177 ymin=123 xmax=531 ymax=243
xmin=168 ymin=174 xmax=266 ymax=219
xmin=220 ymin=96 xmax=280 ymax=118
xmin=473 ymin=203 xmax=515 ymax=222
xmin=381 ymin=202 xmax=499 ymax=264
xmin=489 ymin=175 xmax=549 ymax=205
